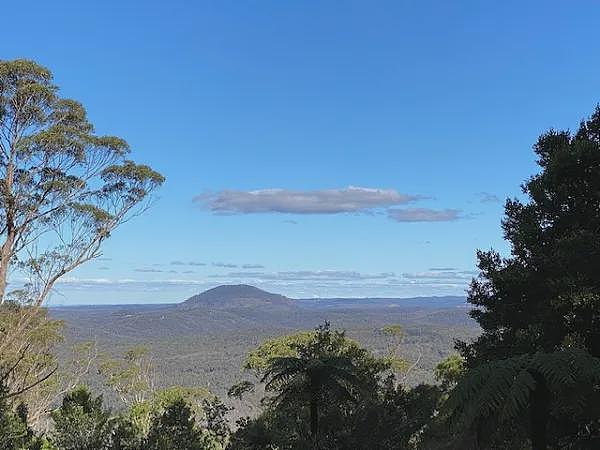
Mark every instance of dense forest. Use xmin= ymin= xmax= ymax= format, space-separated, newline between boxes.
xmin=1 ymin=60 xmax=600 ymax=449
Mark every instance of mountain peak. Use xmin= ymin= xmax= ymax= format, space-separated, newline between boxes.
xmin=181 ymin=284 xmax=295 ymax=309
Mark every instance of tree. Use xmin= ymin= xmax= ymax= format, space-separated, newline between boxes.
xmin=0 ymin=59 xmax=164 ymax=372
xmin=145 ymin=399 xmax=216 ymax=450
xmin=347 ymin=378 xmax=442 ymax=450
xmin=98 ymin=346 xmax=156 ymax=407
xmin=49 ymin=386 xmax=113 ymax=450
xmin=453 ymin=106 xmax=600 ymax=449
xmin=0 ymin=305 xmax=62 ymax=405
xmin=201 ymin=397 xmax=231 ymax=447
xmin=0 ymin=304 xmax=97 ymax=430
xmin=381 ymin=324 xmax=411 ymax=383
xmin=459 ymin=106 xmax=600 ymax=363
xmin=443 ymin=349 xmax=600 ymax=449
xmin=259 ymin=323 xmax=373 ymax=448
xmin=0 ymin=382 xmax=44 ymax=450
xmin=433 ymin=354 xmax=465 ymax=392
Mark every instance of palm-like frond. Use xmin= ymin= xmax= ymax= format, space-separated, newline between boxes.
xmin=444 ymin=348 xmax=600 ymax=429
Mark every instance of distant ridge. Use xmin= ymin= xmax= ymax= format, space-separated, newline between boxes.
xmin=180 ymin=284 xmax=296 ymax=310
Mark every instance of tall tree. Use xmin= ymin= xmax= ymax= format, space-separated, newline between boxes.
xmin=145 ymin=399 xmax=217 ymax=450
xmin=0 ymin=59 xmax=163 ymax=397
xmin=260 ymin=324 xmax=370 ymax=448
xmin=453 ymin=106 xmax=600 ymax=449
xmin=50 ymin=386 xmax=113 ymax=450
xmin=459 ymin=106 xmax=600 ymax=362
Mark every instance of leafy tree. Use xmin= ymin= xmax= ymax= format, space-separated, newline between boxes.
xmin=0 ymin=383 xmax=44 ymax=450
xmin=108 ymin=416 xmax=144 ymax=450
xmin=259 ymin=323 xmax=381 ymax=448
xmin=145 ymin=398 xmax=219 ymax=450
xmin=444 ymin=349 xmax=600 ymax=450
xmin=381 ymin=325 xmax=410 ymax=380
xmin=433 ymin=354 xmax=465 ymax=392
xmin=452 ymin=107 xmax=600 ymax=449
xmin=125 ymin=384 xmax=211 ymax=437
xmin=49 ymin=386 xmax=112 ymax=450
xmin=459 ymin=106 xmax=600 ymax=363
xmin=0 ymin=59 xmax=164 ymax=396
xmin=98 ymin=346 xmax=156 ymax=407
xmin=0 ymin=305 xmax=62 ymax=406
xmin=227 ymin=416 xmax=277 ymax=450
xmin=346 ymin=378 xmax=442 ymax=450
xmin=245 ymin=323 xmax=388 ymax=386
xmin=0 ymin=305 xmax=97 ymax=430
xmin=201 ymin=397 xmax=231 ymax=447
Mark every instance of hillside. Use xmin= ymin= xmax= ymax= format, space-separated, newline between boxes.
xmin=51 ymin=287 xmax=479 ymax=414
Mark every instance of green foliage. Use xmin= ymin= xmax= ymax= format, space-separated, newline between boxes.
xmin=201 ymin=397 xmax=231 ymax=447
xmin=49 ymin=386 xmax=112 ymax=450
xmin=348 ymin=379 xmax=442 ymax=450
xmin=381 ymin=324 xmax=410 ymax=376
xmin=227 ymin=381 xmax=255 ymax=400
xmin=98 ymin=346 xmax=155 ymax=406
xmin=445 ymin=106 xmax=600 ymax=449
xmin=145 ymin=399 xmax=219 ymax=450
xmin=461 ymin=106 xmax=600 ymax=363
xmin=126 ymin=385 xmax=211 ymax=437
xmin=244 ymin=331 xmax=315 ymax=371
xmin=238 ymin=323 xmax=431 ymax=449
xmin=444 ymin=349 xmax=600 ymax=439
xmin=108 ymin=416 xmax=144 ymax=450
xmin=434 ymin=354 xmax=465 ymax=390
xmin=0 ymin=384 xmax=43 ymax=450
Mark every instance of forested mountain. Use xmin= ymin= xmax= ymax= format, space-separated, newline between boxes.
xmin=180 ymin=285 xmax=297 ymax=310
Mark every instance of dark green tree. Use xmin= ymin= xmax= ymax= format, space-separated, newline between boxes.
xmin=346 ymin=377 xmax=442 ymax=450
xmin=145 ymin=398 xmax=213 ymax=450
xmin=201 ymin=397 xmax=231 ymax=446
xmin=459 ymin=106 xmax=600 ymax=363
xmin=108 ymin=416 xmax=144 ymax=450
xmin=0 ymin=383 xmax=43 ymax=450
xmin=50 ymin=386 xmax=113 ymax=450
xmin=259 ymin=323 xmax=381 ymax=449
xmin=453 ymin=107 xmax=600 ymax=449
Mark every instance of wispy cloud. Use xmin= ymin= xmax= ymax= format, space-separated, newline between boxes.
xmin=171 ymin=261 xmax=206 ymax=267
xmin=213 ymin=262 xmax=238 ymax=268
xmin=478 ymin=192 xmax=502 ymax=203
xmin=241 ymin=264 xmax=265 ymax=269
xmin=134 ymin=268 xmax=165 ymax=273
xmin=196 ymin=186 xmax=423 ymax=215
xmin=211 ymin=270 xmax=396 ymax=282
xmin=387 ymin=208 xmax=463 ymax=222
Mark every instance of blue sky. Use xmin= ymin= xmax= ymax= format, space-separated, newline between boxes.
xmin=4 ymin=0 xmax=600 ymax=304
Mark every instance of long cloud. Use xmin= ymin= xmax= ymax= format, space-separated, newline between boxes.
xmin=196 ymin=186 xmax=423 ymax=215
xmin=387 ymin=208 xmax=462 ymax=222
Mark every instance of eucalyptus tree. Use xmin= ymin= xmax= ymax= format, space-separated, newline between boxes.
xmin=0 ymin=59 xmax=164 ymax=395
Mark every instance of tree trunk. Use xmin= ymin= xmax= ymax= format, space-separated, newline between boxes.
xmin=0 ymin=230 xmax=16 ymax=304
xmin=529 ymin=370 xmax=550 ymax=450
xmin=0 ymin=158 xmax=16 ymax=305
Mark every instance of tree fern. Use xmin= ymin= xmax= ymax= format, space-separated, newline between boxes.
xmin=443 ymin=348 xmax=600 ymax=448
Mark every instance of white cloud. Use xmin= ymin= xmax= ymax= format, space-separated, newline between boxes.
xmin=387 ymin=208 xmax=462 ymax=222
xmin=196 ymin=186 xmax=422 ymax=215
